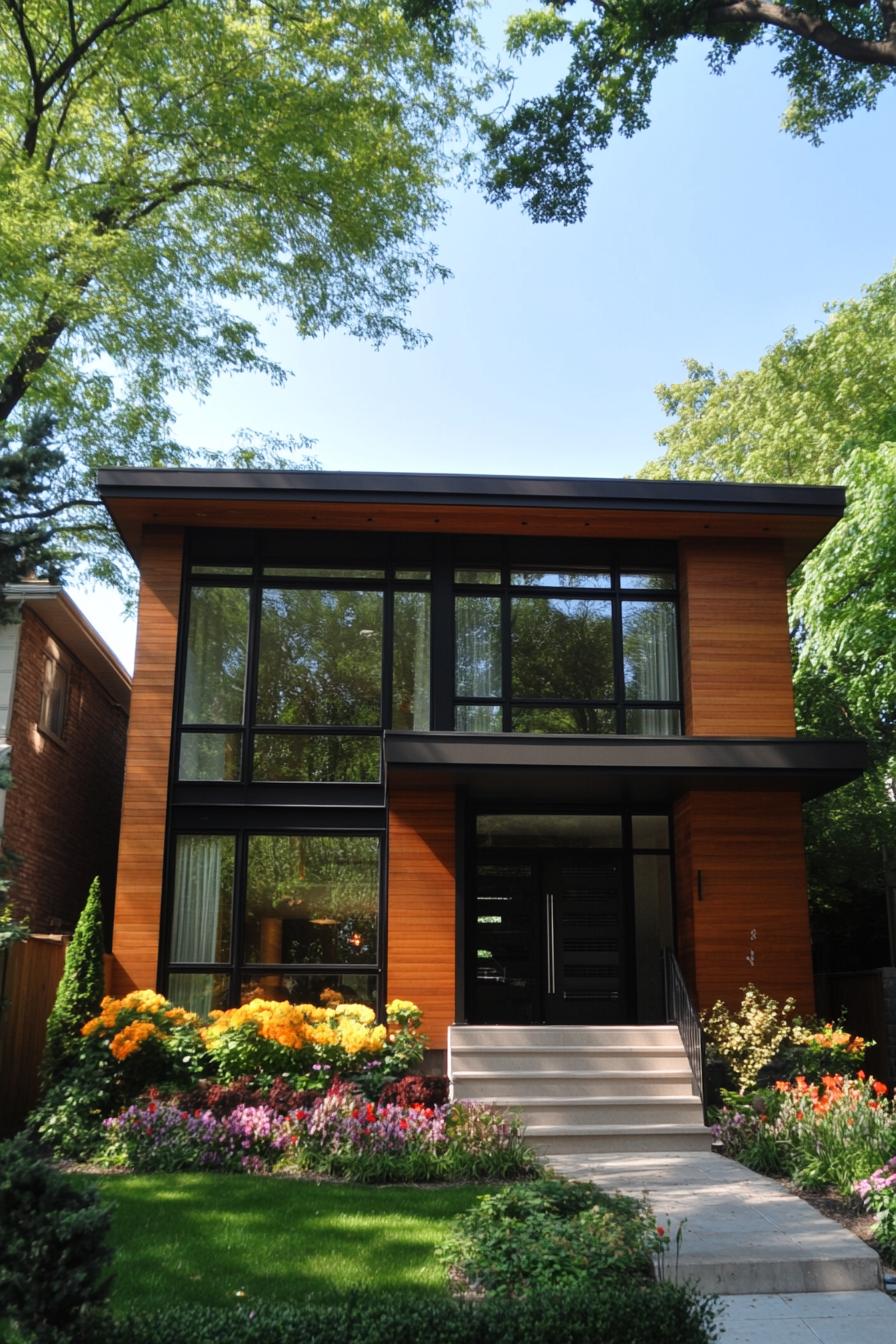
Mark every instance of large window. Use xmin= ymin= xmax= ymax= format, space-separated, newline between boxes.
xmin=166 ymin=831 xmax=382 ymax=1013
xmin=454 ymin=565 xmax=680 ymax=734
xmin=177 ymin=557 xmax=431 ymax=783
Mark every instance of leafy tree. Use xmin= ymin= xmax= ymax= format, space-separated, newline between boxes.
xmin=0 ymin=0 xmax=479 ymax=589
xmin=0 ymin=413 xmax=69 ymax=611
xmin=642 ymin=268 xmax=896 ymax=968
xmin=481 ymin=1 xmax=896 ymax=222
xmin=42 ymin=876 xmax=106 ymax=1082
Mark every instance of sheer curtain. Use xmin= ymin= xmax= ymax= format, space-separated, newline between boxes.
xmin=411 ymin=593 xmax=431 ymax=730
xmin=624 ymin=602 xmax=679 ymax=700
xmin=171 ymin=836 xmax=224 ymax=963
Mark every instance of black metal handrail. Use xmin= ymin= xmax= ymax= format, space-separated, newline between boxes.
xmin=663 ymin=948 xmax=706 ymax=1110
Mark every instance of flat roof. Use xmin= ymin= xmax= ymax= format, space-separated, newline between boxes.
xmin=98 ymin=467 xmax=844 ymax=514
xmin=96 ymin=468 xmax=845 ymax=568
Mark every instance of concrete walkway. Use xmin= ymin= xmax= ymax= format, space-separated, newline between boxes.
xmin=549 ymin=1151 xmax=896 ymax=1343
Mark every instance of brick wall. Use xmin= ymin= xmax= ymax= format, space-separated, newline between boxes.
xmin=3 ymin=607 xmax=128 ymax=942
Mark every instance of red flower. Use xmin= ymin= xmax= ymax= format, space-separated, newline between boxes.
xmin=873 ymin=1080 xmax=887 ymax=1096
xmin=148 ymin=1102 xmax=157 ymax=1114
xmin=858 ymin=1070 xmax=866 ymax=1081
xmin=399 ymin=1119 xmax=408 ymax=1131
xmin=293 ymin=1109 xmax=307 ymax=1121
xmin=655 ymin=1226 xmax=666 ymax=1239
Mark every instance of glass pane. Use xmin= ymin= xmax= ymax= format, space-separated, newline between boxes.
xmin=633 ymin=855 xmax=673 ymax=1022
xmin=190 ymin=565 xmax=253 ymax=576
xmin=620 ymin=570 xmax=676 ymax=590
xmin=392 ymin=591 xmax=431 ymax=730
xmin=622 ymin=601 xmax=680 ymax=700
xmin=455 ymin=596 xmax=502 ymax=698
xmin=167 ymin=972 xmax=231 ymax=1017
xmin=178 ymin=731 xmax=241 ymax=782
xmin=240 ymin=971 xmax=378 ymax=1009
xmin=244 ymin=835 xmax=380 ymax=965
xmin=395 ymin=569 xmax=430 ymax=581
xmin=182 ymin=586 xmax=250 ymax=724
xmin=253 ymin=733 xmax=381 ymax=782
xmin=477 ymin=815 xmax=623 ymax=848
xmin=511 ymin=569 xmax=610 ymax=588
xmin=170 ymin=835 xmax=235 ymax=963
xmin=511 ymin=597 xmax=613 ymax=700
xmin=625 ymin=708 xmax=681 ymax=735
xmin=632 ymin=815 xmax=670 ymax=849
xmin=455 ymin=704 xmax=503 ymax=732
xmin=455 ymin=568 xmax=501 ymax=585
xmin=257 ymin=588 xmax=383 ymax=726
xmin=512 ymin=706 xmax=615 ymax=734
xmin=262 ymin=567 xmax=384 ymax=579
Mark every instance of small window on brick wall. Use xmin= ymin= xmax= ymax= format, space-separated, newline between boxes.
xmin=39 ymin=655 xmax=68 ymax=740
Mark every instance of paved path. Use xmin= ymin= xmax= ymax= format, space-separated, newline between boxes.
xmin=548 ymin=1151 xmax=896 ymax=1343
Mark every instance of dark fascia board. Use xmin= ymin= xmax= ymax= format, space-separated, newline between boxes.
xmin=96 ymin=467 xmax=845 ymax=520
xmin=383 ymin=733 xmax=866 ymax=802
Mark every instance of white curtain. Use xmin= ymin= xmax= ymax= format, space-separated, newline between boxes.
xmin=624 ymin=602 xmax=679 ymax=701
xmin=455 ymin=596 xmax=502 ymax=699
xmin=171 ymin=836 xmax=223 ymax=963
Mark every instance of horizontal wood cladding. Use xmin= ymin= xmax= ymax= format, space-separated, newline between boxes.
xmin=680 ymin=539 xmax=795 ymax=736
xmin=387 ymin=784 xmax=456 ymax=1050
xmin=111 ymin=527 xmax=183 ymax=996
xmin=673 ymin=790 xmax=814 ymax=1016
xmin=110 ymin=497 xmax=833 ymax=570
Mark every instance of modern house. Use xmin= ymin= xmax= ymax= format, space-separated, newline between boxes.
xmin=97 ymin=469 xmax=865 ymax=1125
xmin=1 ymin=581 xmax=131 ymax=935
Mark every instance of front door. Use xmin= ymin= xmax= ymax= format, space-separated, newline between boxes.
xmin=471 ymin=848 xmax=628 ymax=1025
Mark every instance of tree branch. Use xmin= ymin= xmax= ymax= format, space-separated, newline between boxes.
xmin=40 ymin=0 xmax=175 ymax=104
xmin=4 ymin=0 xmax=45 ymax=156
xmin=5 ymin=499 xmax=101 ymax=521
xmin=707 ymin=0 xmax=896 ymax=64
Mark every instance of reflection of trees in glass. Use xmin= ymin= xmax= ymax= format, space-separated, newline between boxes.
xmin=511 ymin=597 xmax=613 ymax=701
xmin=257 ymin=588 xmax=383 ymax=726
xmin=511 ymin=570 xmax=610 ymax=588
xmin=183 ymin=586 xmax=250 ymax=723
xmin=245 ymin=835 xmax=379 ymax=964
xmin=621 ymin=602 xmax=679 ymax=701
xmin=513 ymin=706 xmax=615 ymax=733
xmin=252 ymin=734 xmax=380 ymax=783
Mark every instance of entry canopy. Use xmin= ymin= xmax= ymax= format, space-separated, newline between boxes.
xmin=383 ymin=733 xmax=866 ymax=805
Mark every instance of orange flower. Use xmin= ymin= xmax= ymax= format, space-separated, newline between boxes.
xmin=774 ymin=1080 xmax=791 ymax=1093
xmin=858 ymin=1070 xmax=866 ymax=1081
xmin=872 ymin=1080 xmax=887 ymax=1096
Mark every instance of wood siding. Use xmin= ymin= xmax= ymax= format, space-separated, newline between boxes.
xmin=387 ymin=784 xmax=456 ymax=1049
xmin=673 ymin=790 xmax=814 ymax=1015
xmin=110 ymin=528 xmax=183 ymax=994
xmin=679 ymin=540 xmax=795 ymax=736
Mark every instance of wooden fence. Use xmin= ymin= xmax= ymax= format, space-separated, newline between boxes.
xmin=0 ymin=936 xmax=113 ymax=1136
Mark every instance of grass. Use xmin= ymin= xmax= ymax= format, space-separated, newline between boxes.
xmin=78 ymin=1173 xmax=486 ymax=1310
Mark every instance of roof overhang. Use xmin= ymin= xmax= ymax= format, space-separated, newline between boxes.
xmin=2 ymin=584 xmax=131 ymax=708
xmin=96 ymin=468 xmax=845 ymax=571
xmin=383 ymin=733 xmax=866 ymax=805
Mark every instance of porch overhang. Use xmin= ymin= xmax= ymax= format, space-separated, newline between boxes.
xmin=383 ymin=733 xmax=866 ymax=805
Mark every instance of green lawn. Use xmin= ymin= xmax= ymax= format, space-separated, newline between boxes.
xmin=81 ymin=1173 xmax=485 ymax=1310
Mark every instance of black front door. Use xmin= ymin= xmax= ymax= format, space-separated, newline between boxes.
xmin=471 ymin=848 xmax=628 ymax=1025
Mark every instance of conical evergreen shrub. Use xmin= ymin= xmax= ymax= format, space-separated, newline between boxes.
xmin=42 ymin=876 xmax=105 ymax=1083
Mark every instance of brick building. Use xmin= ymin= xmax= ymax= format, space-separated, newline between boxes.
xmin=0 ymin=583 xmax=131 ymax=940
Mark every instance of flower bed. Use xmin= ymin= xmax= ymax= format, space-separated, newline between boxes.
xmin=30 ymin=991 xmax=539 ymax=1183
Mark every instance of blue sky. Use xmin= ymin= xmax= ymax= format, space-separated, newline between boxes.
xmin=72 ymin=21 xmax=896 ymax=670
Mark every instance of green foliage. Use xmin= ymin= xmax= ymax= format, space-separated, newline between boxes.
xmin=482 ymin=0 xmax=896 ymax=221
xmin=94 ymin=1284 xmax=719 ymax=1344
xmin=438 ymin=1176 xmax=655 ymax=1295
xmin=0 ymin=900 xmax=28 ymax=956
xmin=42 ymin=878 xmax=106 ymax=1084
xmin=0 ymin=1135 xmax=113 ymax=1342
xmin=643 ymin=269 xmax=896 ymax=963
xmin=0 ymin=0 xmax=482 ymax=593
xmin=855 ymin=1159 xmax=896 ymax=1258
xmin=702 ymin=986 xmax=798 ymax=1093
xmin=0 ymin=413 xmax=67 ymax=604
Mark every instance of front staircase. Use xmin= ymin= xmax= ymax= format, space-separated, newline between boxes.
xmin=448 ymin=1024 xmax=712 ymax=1154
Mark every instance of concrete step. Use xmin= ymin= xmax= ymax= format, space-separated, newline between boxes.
xmin=452 ymin=1069 xmax=696 ymax=1099
xmin=677 ymin=1247 xmax=883 ymax=1295
xmin=527 ymin=1123 xmax=713 ymax=1154
xmin=449 ymin=1045 xmax=689 ymax=1073
xmin=449 ymin=1024 xmax=682 ymax=1049
xmin=493 ymin=1095 xmax=706 ymax=1128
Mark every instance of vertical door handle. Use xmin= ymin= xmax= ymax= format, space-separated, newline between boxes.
xmin=546 ymin=892 xmax=555 ymax=994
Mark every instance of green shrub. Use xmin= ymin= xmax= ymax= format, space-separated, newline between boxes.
xmin=0 ymin=1135 xmax=113 ymax=1342
xmin=93 ymin=1284 xmax=720 ymax=1344
xmin=438 ymin=1177 xmax=655 ymax=1295
xmin=41 ymin=878 xmax=105 ymax=1084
